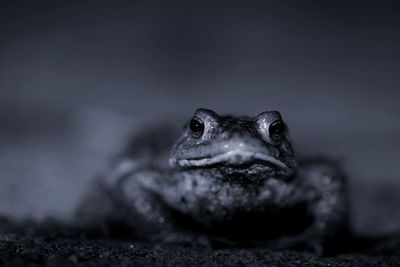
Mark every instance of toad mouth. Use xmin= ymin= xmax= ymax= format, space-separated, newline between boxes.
xmin=173 ymin=149 xmax=289 ymax=170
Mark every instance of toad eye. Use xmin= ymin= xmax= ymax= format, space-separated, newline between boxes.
xmin=189 ymin=117 xmax=204 ymax=138
xmin=268 ymin=120 xmax=285 ymax=141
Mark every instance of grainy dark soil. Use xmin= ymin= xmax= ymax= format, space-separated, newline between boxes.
xmin=1 ymin=237 xmax=400 ymax=267
xmin=0 ymin=219 xmax=399 ymax=266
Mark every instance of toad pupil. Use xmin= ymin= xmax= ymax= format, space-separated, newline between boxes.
xmin=269 ymin=121 xmax=284 ymax=140
xmin=190 ymin=118 xmax=204 ymax=136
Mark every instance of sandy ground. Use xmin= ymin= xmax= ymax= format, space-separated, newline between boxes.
xmin=1 ymin=235 xmax=400 ymax=266
xmin=0 ymin=217 xmax=399 ymax=266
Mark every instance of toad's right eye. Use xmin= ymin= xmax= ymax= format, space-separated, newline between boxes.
xmin=189 ymin=117 xmax=204 ymax=138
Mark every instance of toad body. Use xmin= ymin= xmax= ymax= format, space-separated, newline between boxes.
xmin=77 ymin=109 xmax=349 ymax=254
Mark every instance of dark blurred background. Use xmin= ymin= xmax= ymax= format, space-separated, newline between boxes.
xmin=0 ymin=1 xmax=399 ymax=236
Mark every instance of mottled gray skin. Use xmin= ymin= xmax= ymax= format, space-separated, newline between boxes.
xmin=77 ymin=109 xmax=349 ymax=254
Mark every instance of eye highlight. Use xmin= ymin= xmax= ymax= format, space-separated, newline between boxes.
xmin=189 ymin=117 xmax=204 ymax=138
xmin=268 ymin=120 xmax=285 ymax=142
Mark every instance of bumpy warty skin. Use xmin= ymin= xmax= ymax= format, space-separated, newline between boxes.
xmin=76 ymin=108 xmax=349 ymax=254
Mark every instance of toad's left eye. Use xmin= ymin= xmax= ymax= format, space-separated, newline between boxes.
xmin=268 ymin=120 xmax=285 ymax=141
